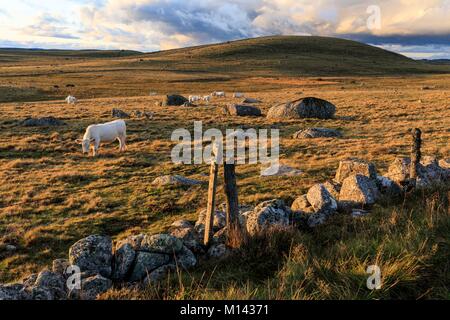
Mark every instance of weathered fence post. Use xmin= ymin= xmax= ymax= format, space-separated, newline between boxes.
xmin=223 ymin=163 xmax=241 ymax=242
xmin=410 ymin=128 xmax=422 ymax=188
xmin=203 ymin=160 xmax=219 ymax=246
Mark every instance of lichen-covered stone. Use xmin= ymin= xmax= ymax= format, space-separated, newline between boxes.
xmin=129 ymin=252 xmax=170 ymax=282
xmin=175 ymin=246 xmax=197 ymax=269
xmin=80 ymin=275 xmax=112 ymax=300
xmin=335 ymin=158 xmax=377 ymax=183
xmin=68 ymin=235 xmax=113 ymax=278
xmin=112 ymin=243 xmax=135 ymax=281
xmin=339 ymin=174 xmax=380 ymax=210
xmin=306 ymin=184 xmax=338 ymax=213
xmin=143 ymin=264 xmax=176 ymax=285
xmin=246 ymin=199 xmax=291 ymax=235
xmin=140 ymin=234 xmax=183 ymax=254
xmin=267 ymin=97 xmax=336 ymax=120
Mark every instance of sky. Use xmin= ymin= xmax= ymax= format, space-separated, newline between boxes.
xmin=0 ymin=0 xmax=449 ymax=59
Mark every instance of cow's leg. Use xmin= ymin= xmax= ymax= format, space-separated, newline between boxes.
xmin=92 ymin=140 xmax=100 ymax=156
xmin=120 ymin=136 xmax=127 ymax=152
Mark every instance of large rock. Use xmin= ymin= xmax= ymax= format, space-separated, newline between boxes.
xmin=385 ymin=156 xmax=446 ymax=188
xmin=30 ymin=286 xmax=54 ymax=300
xmin=169 ymin=223 xmax=203 ymax=254
xmin=112 ymin=243 xmax=136 ymax=280
xmin=33 ymin=270 xmax=66 ymax=300
xmin=291 ymin=194 xmax=314 ymax=213
xmin=420 ymin=156 xmax=447 ymax=185
xmin=68 ymin=235 xmax=113 ymax=278
xmin=117 ymin=234 xmax=145 ymax=251
xmin=306 ymin=184 xmax=338 ymax=213
xmin=175 ymin=246 xmax=197 ymax=269
xmin=140 ymin=234 xmax=183 ymax=254
xmin=52 ymin=259 xmax=70 ymax=277
xmin=111 ymin=108 xmax=130 ymax=118
xmin=129 ymin=252 xmax=170 ymax=282
xmin=225 ymin=104 xmax=262 ymax=117
xmin=246 ymin=199 xmax=291 ymax=235
xmin=339 ymin=174 xmax=380 ymax=210
xmin=323 ymin=181 xmax=341 ymax=199
xmin=144 ymin=264 xmax=176 ymax=285
xmin=335 ymin=158 xmax=377 ymax=183
xmin=152 ymin=175 xmax=203 ymax=186
xmin=0 ymin=284 xmax=30 ymax=300
xmin=79 ymin=275 xmax=112 ymax=300
xmin=21 ymin=117 xmax=65 ymax=127
xmin=293 ymin=128 xmax=342 ymax=139
xmin=267 ymin=97 xmax=336 ymax=120
xmin=164 ymin=94 xmax=188 ymax=106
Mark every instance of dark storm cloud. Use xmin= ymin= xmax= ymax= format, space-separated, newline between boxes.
xmin=341 ymin=33 xmax=450 ymax=46
xmin=121 ymin=0 xmax=261 ymax=42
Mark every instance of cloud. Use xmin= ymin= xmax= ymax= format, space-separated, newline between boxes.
xmin=21 ymin=13 xmax=80 ymax=39
xmin=0 ymin=0 xmax=449 ymax=58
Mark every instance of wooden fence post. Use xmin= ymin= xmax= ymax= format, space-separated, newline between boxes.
xmin=203 ymin=161 xmax=218 ymax=246
xmin=223 ymin=163 xmax=241 ymax=239
xmin=410 ymin=128 xmax=422 ymax=188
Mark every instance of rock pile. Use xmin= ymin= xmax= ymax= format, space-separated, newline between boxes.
xmin=291 ymin=156 xmax=449 ymax=226
xmin=1 ymin=155 xmax=447 ymax=301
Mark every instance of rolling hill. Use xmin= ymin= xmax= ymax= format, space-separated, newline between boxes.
xmin=0 ymin=35 xmax=449 ymax=102
xmin=139 ymin=35 xmax=449 ymax=76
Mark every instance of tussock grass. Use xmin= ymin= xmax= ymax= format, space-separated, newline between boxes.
xmin=102 ymin=186 xmax=449 ymax=300
xmin=0 ymin=38 xmax=449 ymax=299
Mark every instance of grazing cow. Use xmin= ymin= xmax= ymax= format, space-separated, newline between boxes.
xmin=77 ymin=119 xmax=126 ymax=156
xmin=202 ymin=95 xmax=211 ymax=102
xmin=212 ymin=91 xmax=226 ymax=98
xmin=65 ymin=95 xmax=77 ymax=104
xmin=233 ymin=92 xmax=244 ymax=98
xmin=189 ymin=95 xmax=201 ymax=103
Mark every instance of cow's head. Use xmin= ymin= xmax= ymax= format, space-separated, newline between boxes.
xmin=76 ymin=139 xmax=93 ymax=154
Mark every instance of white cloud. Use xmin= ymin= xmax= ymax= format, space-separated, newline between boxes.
xmin=0 ymin=0 xmax=448 ymax=57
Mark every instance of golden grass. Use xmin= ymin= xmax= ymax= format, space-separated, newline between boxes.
xmin=0 ymin=41 xmax=449 ymax=299
xmin=0 ymin=73 xmax=449 ymax=285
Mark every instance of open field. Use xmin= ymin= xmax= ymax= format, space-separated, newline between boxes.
xmin=0 ymin=36 xmax=449 ymax=299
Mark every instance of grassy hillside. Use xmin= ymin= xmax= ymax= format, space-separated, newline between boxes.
xmin=143 ymin=36 xmax=445 ymax=75
xmin=0 ymin=36 xmax=449 ymax=103
xmin=0 ymin=48 xmax=142 ymax=63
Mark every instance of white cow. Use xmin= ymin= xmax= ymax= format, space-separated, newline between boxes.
xmin=212 ymin=91 xmax=226 ymax=98
xmin=77 ymin=119 xmax=126 ymax=156
xmin=189 ymin=95 xmax=201 ymax=103
xmin=202 ymin=95 xmax=211 ymax=102
xmin=233 ymin=92 xmax=244 ymax=98
xmin=65 ymin=95 xmax=77 ymax=104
